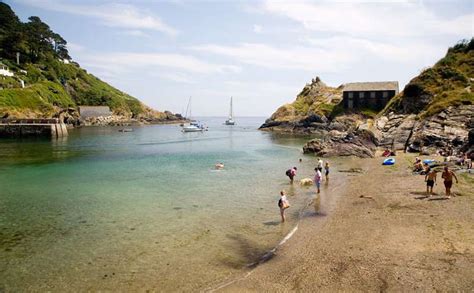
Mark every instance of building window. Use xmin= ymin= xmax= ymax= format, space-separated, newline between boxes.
xmin=383 ymin=91 xmax=388 ymax=98
xmin=359 ymin=92 xmax=365 ymax=98
xmin=348 ymin=92 xmax=353 ymax=98
xmin=370 ymin=92 xmax=375 ymax=98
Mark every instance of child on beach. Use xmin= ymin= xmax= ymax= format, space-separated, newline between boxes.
xmin=278 ymin=190 xmax=290 ymax=222
xmin=424 ymin=168 xmax=437 ymax=196
xmin=441 ymin=166 xmax=458 ymax=199
xmin=324 ymin=162 xmax=330 ymax=181
xmin=314 ymin=167 xmax=322 ymax=193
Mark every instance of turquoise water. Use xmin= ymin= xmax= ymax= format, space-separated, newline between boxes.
xmin=0 ymin=117 xmax=324 ymax=291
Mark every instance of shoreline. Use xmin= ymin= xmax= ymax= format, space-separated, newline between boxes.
xmin=208 ymin=158 xmax=352 ymax=291
xmin=219 ymin=153 xmax=474 ymax=292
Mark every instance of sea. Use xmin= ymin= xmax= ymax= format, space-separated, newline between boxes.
xmin=0 ymin=117 xmax=337 ymax=291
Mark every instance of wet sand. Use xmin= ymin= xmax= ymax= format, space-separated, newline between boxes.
xmin=219 ymin=154 xmax=474 ymax=292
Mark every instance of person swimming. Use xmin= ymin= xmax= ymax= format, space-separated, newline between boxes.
xmin=215 ymin=162 xmax=224 ymax=169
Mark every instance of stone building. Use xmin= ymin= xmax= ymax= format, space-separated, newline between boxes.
xmin=343 ymin=81 xmax=399 ymax=111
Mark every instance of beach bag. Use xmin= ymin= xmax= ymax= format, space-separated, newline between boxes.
xmin=282 ymin=201 xmax=290 ymax=209
xmin=285 ymin=169 xmax=292 ymax=177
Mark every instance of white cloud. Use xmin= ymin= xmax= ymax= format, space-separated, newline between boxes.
xmin=76 ymin=51 xmax=241 ymax=77
xmin=157 ymin=72 xmax=196 ymax=84
xmin=120 ymin=30 xmax=150 ymax=38
xmin=261 ymin=0 xmax=473 ymax=38
xmin=304 ymin=36 xmax=441 ymax=63
xmin=16 ymin=0 xmax=178 ymax=36
xmin=253 ymin=24 xmax=263 ymax=33
xmin=190 ymin=43 xmax=352 ymax=72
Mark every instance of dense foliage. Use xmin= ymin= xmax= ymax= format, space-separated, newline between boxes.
xmin=0 ymin=3 xmax=149 ymax=118
xmin=383 ymin=38 xmax=474 ymax=117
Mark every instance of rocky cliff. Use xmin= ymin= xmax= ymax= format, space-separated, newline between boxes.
xmin=374 ymin=39 xmax=473 ymax=154
xmin=262 ymin=39 xmax=474 ymax=157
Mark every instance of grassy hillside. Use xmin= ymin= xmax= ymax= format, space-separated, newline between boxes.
xmin=269 ymin=77 xmax=343 ymax=122
xmin=0 ymin=3 xmax=172 ymax=119
xmin=383 ymin=38 xmax=474 ymax=117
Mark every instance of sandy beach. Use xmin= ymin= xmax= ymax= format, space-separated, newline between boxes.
xmin=220 ymin=154 xmax=474 ymax=292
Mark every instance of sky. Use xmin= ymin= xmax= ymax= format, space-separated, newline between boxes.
xmin=5 ymin=0 xmax=474 ymax=117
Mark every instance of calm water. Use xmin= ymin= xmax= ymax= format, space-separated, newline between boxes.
xmin=0 ymin=117 xmax=328 ymax=291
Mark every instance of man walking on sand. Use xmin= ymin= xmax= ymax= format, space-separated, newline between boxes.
xmin=425 ymin=168 xmax=437 ymax=197
xmin=441 ymin=166 xmax=458 ymax=199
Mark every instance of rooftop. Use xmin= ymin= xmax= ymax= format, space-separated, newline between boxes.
xmin=343 ymin=81 xmax=399 ymax=93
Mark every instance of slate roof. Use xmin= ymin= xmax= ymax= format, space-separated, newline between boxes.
xmin=343 ymin=81 xmax=399 ymax=93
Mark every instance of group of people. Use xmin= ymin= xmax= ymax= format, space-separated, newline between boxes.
xmin=279 ymin=158 xmax=330 ymax=222
xmin=424 ymin=166 xmax=459 ymax=198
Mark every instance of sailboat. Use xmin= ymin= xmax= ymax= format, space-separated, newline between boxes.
xmin=182 ymin=97 xmax=206 ymax=132
xmin=225 ymin=97 xmax=235 ymax=125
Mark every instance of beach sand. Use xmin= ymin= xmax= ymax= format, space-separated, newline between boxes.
xmin=219 ymin=154 xmax=474 ymax=292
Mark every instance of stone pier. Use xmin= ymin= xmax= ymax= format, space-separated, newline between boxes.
xmin=0 ymin=118 xmax=68 ymax=138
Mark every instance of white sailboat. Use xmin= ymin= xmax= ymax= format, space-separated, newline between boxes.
xmin=225 ymin=97 xmax=235 ymax=125
xmin=182 ymin=97 xmax=206 ymax=132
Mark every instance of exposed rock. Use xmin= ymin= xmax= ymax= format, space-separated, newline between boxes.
xmin=376 ymin=105 xmax=474 ymax=152
xmin=303 ymin=129 xmax=377 ymax=158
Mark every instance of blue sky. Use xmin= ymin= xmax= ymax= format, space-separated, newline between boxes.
xmin=6 ymin=0 xmax=474 ymax=116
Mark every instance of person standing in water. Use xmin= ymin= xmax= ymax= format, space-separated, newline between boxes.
xmin=441 ymin=166 xmax=458 ymax=198
xmin=278 ymin=190 xmax=290 ymax=222
xmin=425 ymin=168 xmax=437 ymax=196
xmin=314 ymin=167 xmax=322 ymax=193
xmin=324 ymin=162 xmax=330 ymax=181
xmin=317 ymin=158 xmax=323 ymax=172
xmin=286 ymin=167 xmax=297 ymax=184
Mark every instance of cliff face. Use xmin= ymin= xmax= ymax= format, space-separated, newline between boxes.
xmin=259 ymin=77 xmax=345 ymax=134
xmin=0 ymin=3 xmax=181 ymax=123
xmin=375 ymin=39 xmax=474 ymax=153
xmin=262 ymin=39 xmax=474 ymax=157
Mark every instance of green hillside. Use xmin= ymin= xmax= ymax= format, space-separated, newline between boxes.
xmin=383 ymin=38 xmax=474 ymax=117
xmin=0 ymin=3 xmax=167 ymax=119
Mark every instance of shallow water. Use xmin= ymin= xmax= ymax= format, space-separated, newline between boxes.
xmin=0 ymin=117 xmax=326 ymax=291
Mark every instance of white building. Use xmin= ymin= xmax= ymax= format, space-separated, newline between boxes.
xmin=0 ymin=63 xmax=14 ymax=77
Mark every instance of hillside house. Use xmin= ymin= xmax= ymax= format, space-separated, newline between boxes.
xmin=343 ymin=81 xmax=399 ymax=111
xmin=0 ymin=63 xmax=14 ymax=77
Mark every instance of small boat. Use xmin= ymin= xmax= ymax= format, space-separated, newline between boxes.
xmin=382 ymin=158 xmax=395 ymax=165
xmin=225 ymin=97 xmax=235 ymax=125
xmin=181 ymin=97 xmax=207 ymax=132
xmin=118 ymin=128 xmax=133 ymax=132
xmin=182 ymin=124 xmax=205 ymax=132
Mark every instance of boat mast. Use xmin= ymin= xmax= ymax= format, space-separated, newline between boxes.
xmin=229 ymin=97 xmax=233 ymax=119
xmin=184 ymin=96 xmax=191 ymax=119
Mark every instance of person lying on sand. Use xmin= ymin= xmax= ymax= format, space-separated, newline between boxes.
xmin=441 ymin=166 xmax=458 ymax=199
xmin=382 ymin=148 xmax=391 ymax=157
xmin=425 ymin=169 xmax=437 ymax=197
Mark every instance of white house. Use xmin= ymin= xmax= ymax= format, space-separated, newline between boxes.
xmin=0 ymin=63 xmax=14 ymax=77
